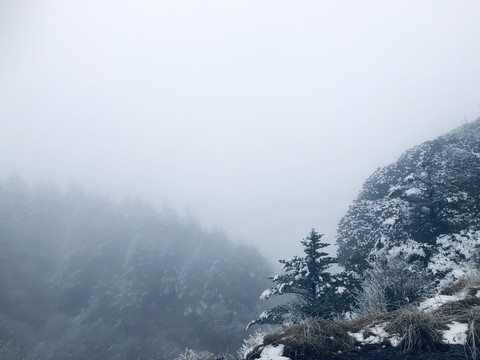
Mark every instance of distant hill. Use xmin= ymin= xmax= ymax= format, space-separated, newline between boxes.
xmin=336 ymin=118 xmax=480 ymax=285
xmin=0 ymin=177 xmax=270 ymax=359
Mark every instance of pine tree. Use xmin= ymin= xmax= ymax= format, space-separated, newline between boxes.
xmin=248 ymin=229 xmax=355 ymax=328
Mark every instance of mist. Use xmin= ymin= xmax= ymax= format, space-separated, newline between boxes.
xmin=1 ymin=0 xmax=480 ymax=263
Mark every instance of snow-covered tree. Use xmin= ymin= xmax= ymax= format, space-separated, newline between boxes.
xmin=248 ymin=229 xmax=355 ymax=327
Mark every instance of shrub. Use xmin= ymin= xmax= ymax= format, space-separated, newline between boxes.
xmin=354 ymin=256 xmax=433 ymax=316
xmin=237 ymin=327 xmax=277 ymax=360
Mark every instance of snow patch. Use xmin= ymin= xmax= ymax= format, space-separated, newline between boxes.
xmin=260 ymin=289 xmax=274 ymax=300
xmin=336 ymin=286 xmax=346 ymax=294
xmin=442 ymin=322 xmax=468 ymax=345
xmin=405 ymin=187 xmax=422 ymax=196
xmin=383 ymin=217 xmax=397 ymax=226
xmin=348 ymin=323 xmax=395 ymax=346
xmin=258 ymin=345 xmax=290 ymax=360
xmin=419 ymin=294 xmax=465 ymax=312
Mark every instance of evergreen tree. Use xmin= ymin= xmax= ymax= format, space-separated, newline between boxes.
xmin=248 ymin=229 xmax=355 ymax=328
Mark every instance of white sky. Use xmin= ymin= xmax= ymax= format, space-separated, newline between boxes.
xmin=1 ymin=0 xmax=480 ymax=263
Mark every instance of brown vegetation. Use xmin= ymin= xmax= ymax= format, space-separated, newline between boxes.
xmin=243 ymin=278 xmax=480 ymax=360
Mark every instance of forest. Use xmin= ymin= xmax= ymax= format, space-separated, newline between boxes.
xmin=0 ymin=176 xmax=270 ymax=359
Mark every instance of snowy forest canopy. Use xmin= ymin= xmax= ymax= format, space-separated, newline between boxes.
xmin=0 ymin=176 xmax=271 ymax=359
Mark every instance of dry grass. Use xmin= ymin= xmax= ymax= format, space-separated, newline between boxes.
xmin=466 ymin=311 xmax=480 ymax=360
xmin=433 ymin=297 xmax=480 ymax=321
xmin=440 ymin=279 xmax=470 ymax=296
xmin=246 ymin=319 xmax=356 ymax=359
xmin=440 ymin=273 xmax=480 ymax=296
xmin=425 ymin=277 xmax=480 ymax=358
xmin=246 ymin=309 xmax=445 ymax=358
xmin=281 ymin=319 xmax=356 ymax=357
xmin=385 ymin=307 xmax=445 ymax=352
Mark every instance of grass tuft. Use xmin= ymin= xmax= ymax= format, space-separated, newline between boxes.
xmin=385 ymin=307 xmax=444 ymax=352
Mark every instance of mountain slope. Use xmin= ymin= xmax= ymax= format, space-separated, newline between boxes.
xmin=336 ymin=119 xmax=480 ymax=283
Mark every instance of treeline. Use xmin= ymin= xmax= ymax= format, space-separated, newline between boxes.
xmin=0 ymin=176 xmax=270 ymax=359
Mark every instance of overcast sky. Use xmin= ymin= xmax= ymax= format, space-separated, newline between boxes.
xmin=1 ymin=0 xmax=480 ymax=263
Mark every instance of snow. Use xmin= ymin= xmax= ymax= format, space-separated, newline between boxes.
xmin=390 ymin=335 xmax=402 ymax=347
xmin=405 ymin=187 xmax=422 ymax=196
xmin=387 ymin=185 xmax=403 ymax=196
xmin=442 ymin=322 xmax=468 ymax=345
xmin=428 ymin=230 xmax=480 ymax=287
xmin=260 ymin=289 xmax=274 ymax=300
xmin=419 ymin=294 xmax=465 ymax=312
xmin=238 ymin=328 xmax=270 ymax=359
xmin=348 ymin=323 xmax=397 ymax=346
xmin=258 ymin=345 xmax=290 ymax=360
xmin=383 ymin=217 xmax=397 ymax=226
xmin=258 ymin=311 xmax=269 ymax=320
xmin=381 ymin=239 xmax=428 ymax=260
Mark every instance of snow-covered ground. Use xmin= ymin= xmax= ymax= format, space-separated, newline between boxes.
xmin=442 ymin=322 xmax=468 ymax=345
xmin=419 ymin=293 xmax=466 ymax=312
xmin=246 ymin=288 xmax=479 ymax=360
xmin=348 ymin=323 xmax=402 ymax=347
xmin=257 ymin=345 xmax=290 ymax=360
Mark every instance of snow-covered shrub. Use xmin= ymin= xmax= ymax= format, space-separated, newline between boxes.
xmin=236 ymin=326 xmax=276 ymax=360
xmin=354 ymin=256 xmax=432 ymax=316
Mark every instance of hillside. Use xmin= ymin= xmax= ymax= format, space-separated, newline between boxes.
xmin=0 ymin=177 xmax=270 ymax=359
xmin=337 ymin=119 xmax=480 ymax=287
xmin=231 ymin=119 xmax=480 ymax=360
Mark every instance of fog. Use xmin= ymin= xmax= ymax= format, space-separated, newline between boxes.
xmin=1 ymin=0 xmax=480 ymax=263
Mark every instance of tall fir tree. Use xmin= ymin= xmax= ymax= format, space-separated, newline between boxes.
xmin=248 ymin=229 xmax=355 ymax=327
